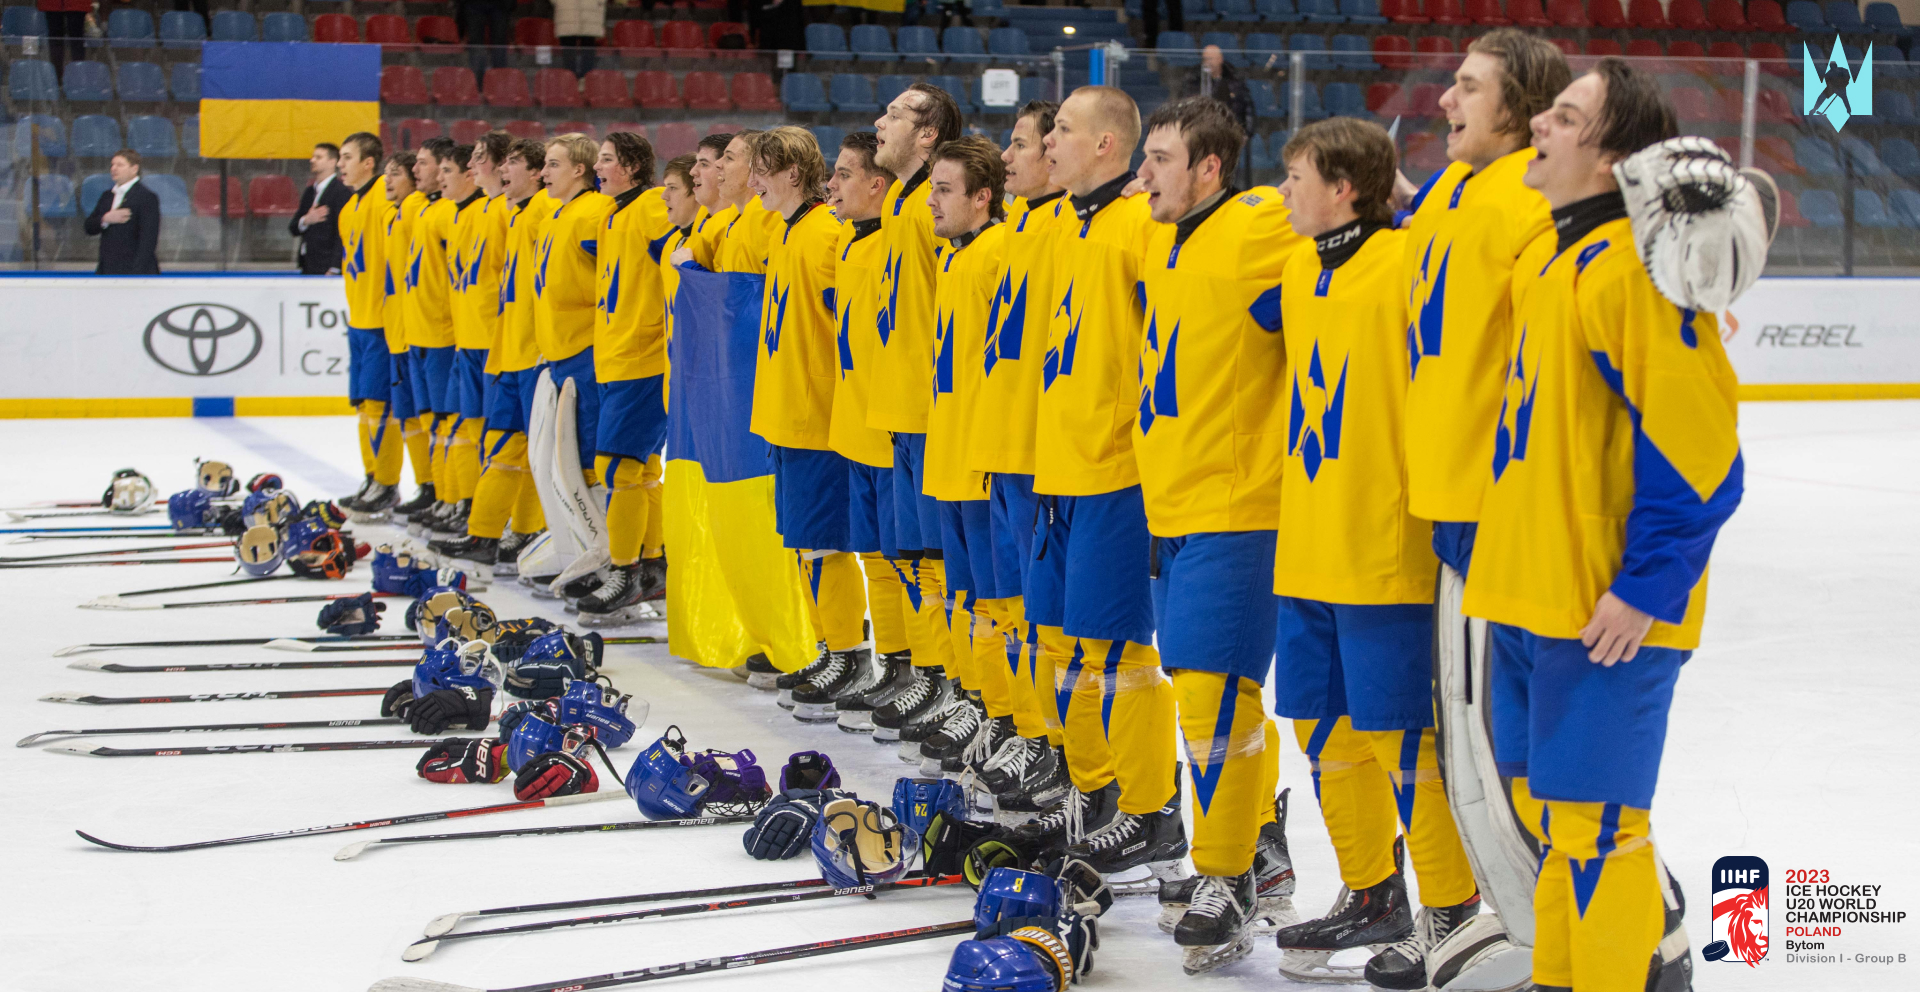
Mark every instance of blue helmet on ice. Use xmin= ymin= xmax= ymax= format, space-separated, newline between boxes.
xmin=942 ymin=936 xmax=1060 ymax=992
xmin=504 ymin=630 xmax=602 ymax=699
xmin=555 ymin=677 xmax=637 ymax=747
xmin=241 ymin=487 xmax=300 ymax=531
xmin=233 ymin=524 xmax=284 ymax=577
xmin=407 ymin=587 xmax=480 ymax=641
xmin=893 ymin=777 xmax=967 ymax=839
xmin=168 ymin=488 xmax=218 ymax=531
xmin=973 ymin=868 xmax=1062 ymax=932
xmin=411 ymin=639 xmax=502 ymax=699
xmin=811 ymin=796 xmax=918 ymax=889
xmin=624 ymin=727 xmax=769 ymax=820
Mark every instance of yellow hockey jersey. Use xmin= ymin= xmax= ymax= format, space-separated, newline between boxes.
xmin=1134 ymin=189 xmax=1305 ymax=536
xmin=971 ymin=192 xmax=1068 ymax=476
xmin=867 ymin=166 xmax=939 ymax=434
xmin=828 ymin=218 xmax=893 ymax=468
xmin=686 ymin=198 xmax=776 ymax=275
xmin=406 ymin=194 xmax=457 ymax=348
xmin=469 ymin=195 xmax=511 ymax=369
xmin=1034 ymin=178 xmax=1157 ymax=497
xmin=534 ymin=189 xmax=614 ymax=364
xmin=1463 ymin=213 xmax=1743 ymax=650
xmin=382 ymin=191 xmax=422 ymax=355
xmin=1403 ymin=148 xmax=1555 ymax=523
xmin=495 ymin=191 xmax=552 ymax=374
xmin=339 ymin=175 xmax=390 ymax=332
xmin=1272 ymin=225 xmax=1437 ymax=605
xmin=751 ymin=201 xmax=842 ymax=450
xmin=596 ymin=186 xmax=675 ymax=382
xmin=924 ymin=221 xmax=1009 ymax=502
xmin=445 ymin=192 xmax=491 ymax=350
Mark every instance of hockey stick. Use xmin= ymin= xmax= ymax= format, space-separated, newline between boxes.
xmin=54 ymin=633 xmax=416 ymax=656
xmin=400 ymin=875 xmax=968 ymax=962
xmin=51 ymin=738 xmax=435 ymax=758
xmin=259 ymin=636 xmax=660 ymax=654
xmin=419 ymin=877 xmax=842 ymax=937
xmin=41 ymin=687 xmax=389 ymax=705
xmin=335 ymin=814 xmax=755 ymax=861
xmin=105 ymin=574 xmax=300 ymax=599
xmin=18 ymin=717 xmax=407 ymax=747
xmin=76 ymin=788 xmax=626 ymax=853
xmin=0 ymin=541 xmax=230 ymax=563
xmin=6 ymin=507 xmax=161 ymax=521
xmin=0 ymin=525 xmax=174 ymax=534
xmin=0 ymin=555 xmax=235 ymax=569
xmin=80 ymin=592 xmax=405 ymax=612
xmin=369 ymin=919 xmax=975 ymax=992
xmin=11 ymin=531 xmax=205 ymax=543
xmin=70 ymin=657 xmax=417 ymax=674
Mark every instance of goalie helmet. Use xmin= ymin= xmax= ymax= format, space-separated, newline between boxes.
xmin=241 ymin=488 xmax=301 ymax=531
xmin=811 ymin=796 xmax=919 ymax=889
xmin=286 ymin=528 xmax=354 ymax=579
xmin=102 ymin=469 xmax=156 ymax=513
xmin=234 ymin=524 xmax=284 ymax=577
xmin=624 ymin=726 xmax=770 ymax=821
xmin=167 ymin=489 xmax=217 ymax=531
xmin=412 ymin=638 xmax=503 ymax=698
xmin=195 ymin=459 xmax=238 ymax=496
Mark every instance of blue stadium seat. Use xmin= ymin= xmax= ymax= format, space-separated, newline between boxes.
xmin=944 ymin=26 xmax=986 ymax=61
xmin=1340 ymin=0 xmax=1388 ymax=23
xmin=973 ymin=0 xmax=1008 ymax=18
xmin=80 ymin=173 xmax=114 ymax=212
xmin=782 ymin=72 xmax=832 ymax=112
xmin=8 ymin=59 xmax=58 ymax=102
xmin=34 ymin=174 xmax=76 ymax=217
xmin=106 ymin=8 xmax=155 ymax=48
xmin=1250 ymin=130 xmax=1277 ymax=172
xmin=210 ymin=11 xmax=256 ymax=42
xmin=117 ymin=62 xmax=168 ymax=103
xmin=1863 ymin=2 xmax=1910 ymax=35
xmin=181 ymin=115 xmax=200 ymax=157
xmin=1331 ymin=33 xmax=1376 ymax=69
xmin=128 ymin=115 xmax=178 ymax=158
xmin=850 ymin=24 xmax=894 ymax=62
xmin=1288 ymin=34 xmax=1334 ymax=70
xmin=13 ymin=115 xmax=65 ymax=158
xmin=1257 ymin=0 xmax=1304 ymax=21
xmin=1298 ymin=0 xmax=1346 ymax=23
xmin=1878 ymin=90 xmax=1916 ymax=125
xmin=1854 ymin=189 xmax=1893 ymax=227
xmin=1799 ymin=189 xmax=1842 ymax=225
xmin=144 ymin=172 xmax=191 ymax=217
xmin=1249 ymin=78 xmax=1287 ymax=118
xmin=1822 ymin=1 xmax=1864 ymax=31
xmin=170 ymin=63 xmax=201 ymax=102
xmin=1019 ymin=75 xmax=1051 ymax=104
xmin=876 ymin=74 xmax=912 ymax=108
xmin=1890 ymin=189 xmax=1920 ymax=228
xmin=1794 ymin=137 xmax=1840 ymax=174
xmin=932 ymin=74 xmax=976 ymax=113
xmin=1784 ymin=1 xmax=1826 ymax=30
xmin=1215 ymin=0 xmax=1259 ymax=21
xmin=807 ymin=125 xmax=846 ymax=155
xmin=262 ymin=12 xmax=308 ymax=43
xmin=897 ymin=25 xmax=941 ymax=60
xmin=62 ymin=61 xmax=114 ymax=102
xmin=3 ymin=6 xmax=48 ymax=38
xmin=1202 ymin=32 xmax=1248 ymax=64
xmin=1182 ymin=0 xmax=1221 ymax=22
xmin=1246 ymin=31 xmax=1287 ymax=63
xmin=158 ymin=11 xmax=205 ymax=47
xmin=830 ymin=73 xmax=879 ymax=113
xmin=1157 ymin=31 xmax=1200 ymax=64
xmin=1297 ymin=81 xmax=1326 ymax=118
xmin=70 ymin=115 xmax=122 ymax=157
xmin=1269 ymin=130 xmax=1293 ymax=165
xmin=989 ymin=28 xmax=1031 ymax=57
xmin=1881 ymin=137 xmax=1920 ymax=178
xmin=1840 ymin=135 xmax=1885 ymax=175
xmin=1323 ymin=81 xmax=1366 ymax=117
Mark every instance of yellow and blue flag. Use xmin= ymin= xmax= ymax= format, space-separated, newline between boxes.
xmin=200 ymin=42 xmax=380 ymax=159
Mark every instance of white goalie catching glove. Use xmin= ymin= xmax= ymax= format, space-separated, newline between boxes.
xmin=1614 ymin=136 xmax=1780 ymax=315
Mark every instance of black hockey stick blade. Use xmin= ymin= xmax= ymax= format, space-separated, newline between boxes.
xmin=41 ymin=687 xmax=388 ymax=705
xmin=371 ymin=919 xmax=974 ymax=992
xmin=50 ymin=738 xmax=434 ymax=757
xmin=18 ymin=717 xmax=406 ymax=747
xmin=336 ymin=814 xmax=754 ymax=860
xmin=70 ymin=657 xmax=416 ymax=674
xmin=0 ymin=540 xmax=230 ymax=563
xmin=75 ymin=789 xmax=627 ymax=853
xmin=598 ymin=636 xmax=663 ymax=645
xmin=400 ymin=876 xmax=967 ymax=961
xmin=54 ymin=633 xmax=414 ymax=656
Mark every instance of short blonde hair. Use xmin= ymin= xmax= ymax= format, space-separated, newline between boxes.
xmin=748 ymin=126 xmax=828 ymax=201
xmin=1069 ymin=85 xmax=1143 ymax=158
xmin=546 ymin=133 xmax=598 ymax=173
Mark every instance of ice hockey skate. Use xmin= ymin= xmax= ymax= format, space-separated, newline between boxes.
xmin=1159 ymin=789 xmax=1300 ymax=936
xmin=1173 ymin=870 xmax=1258 ymax=975
xmin=1275 ymin=868 xmax=1414 ymax=984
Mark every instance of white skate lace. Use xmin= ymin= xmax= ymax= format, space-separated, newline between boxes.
xmin=959 ymin=711 xmax=1000 ymax=766
xmin=587 ymin=567 xmax=629 ymax=604
xmin=938 ymin=699 xmax=981 ymax=742
xmin=1077 ymin=811 xmax=1141 ymax=853
xmin=801 ymin=652 xmax=850 ymax=692
xmin=1187 ymin=875 xmax=1241 ymax=922
xmin=1381 ymin=906 xmax=1437 ymax=959
xmin=982 ymin=734 xmax=1035 ymax=775
xmin=889 ymin=668 xmax=934 ymax=711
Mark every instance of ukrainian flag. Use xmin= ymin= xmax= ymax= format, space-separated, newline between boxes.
xmin=200 ymin=42 xmax=380 ymax=159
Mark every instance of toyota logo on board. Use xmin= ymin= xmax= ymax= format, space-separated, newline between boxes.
xmin=143 ymin=303 xmax=264 ymax=377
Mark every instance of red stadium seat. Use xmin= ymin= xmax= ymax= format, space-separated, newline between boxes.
xmin=394 ymin=117 xmax=443 ymax=150
xmin=1372 ymin=35 xmax=1414 ymax=70
xmin=432 ymin=67 xmax=482 ymax=106
xmin=313 ymin=14 xmax=359 ymax=44
xmin=606 ymin=19 xmax=656 ymax=54
xmin=1424 ymin=0 xmax=1470 ymax=25
xmin=1410 ymin=81 xmax=1446 ymax=116
xmin=709 ymin=21 xmax=750 ymax=56
xmin=416 ymin=15 xmax=461 ymax=49
xmin=1626 ymin=0 xmax=1668 ymax=27
xmin=365 ymin=15 xmax=412 ymax=50
xmin=1748 ymin=0 xmax=1793 ymax=33
xmin=1625 ymin=38 xmax=1664 ymax=58
xmin=653 ymin=121 xmax=699 ymax=160
xmin=1755 ymin=87 xmax=1796 ymax=123
xmin=1586 ymin=37 xmax=1622 ymax=56
xmin=1547 ymin=0 xmax=1589 ymax=27
xmin=502 ymin=120 xmax=547 ymax=140
xmin=1366 ymin=81 xmax=1406 ymax=114
xmin=1547 ymin=36 xmax=1578 ymax=57
xmin=661 ymin=20 xmax=705 ymax=54
xmin=192 ymin=174 xmax=244 ymax=217
xmin=1505 ymin=0 xmax=1552 ymax=26
xmin=382 ymin=65 xmax=429 ymax=105
xmin=1708 ymin=40 xmax=1745 ymax=73
xmin=633 ymin=70 xmax=682 ymax=109
xmin=515 ymin=18 xmax=557 ymax=49
xmin=1750 ymin=41 xmax=1790 ymax=76
xmin=1669 ymin=87 xmax=1715 ymax=122
xmin=535 ymin=67 xmax=582 ymax=107
xmin=731 ymin=72 xmax=782 ymax=112
xmin=1775 ymin=188 xmax=1809 ymax=228
xmin=450 ymin=119 xmax=493 ymax=145
xmin=1668 ymin=0 xmax=1711 ymax=30
xmin=380 ymin=121 xmax=398 ymax=155
xmin=554 ymin=120 xmax=595 ymax=137
xmin=1708 ymin=0 xmax=1751 ymax=30
xmin=605 ymin=124 xmax=648 ymax=141
xmin=1465 ymin=0 xmax=1510 ymax=24
xmin=707 ymin=121 xmax=743 ymax=135
xmin=248 ymin=175 xmax=299 ymax=217
xmin=1589 ymin=0 xmax=1628 ymax=28
xmin=1413 ymin=35 xmax=1456 ymax=70
xmin=583 ymin=69 xmax=631 ymax=108
xmin=1384 ymin=0 xmax=1429 ymax=23
xmin=684 ymin=71 xmax=731 ymax=111
xmin=1756 ymin=136 xmax=1802 ymax=175
xmin=483 ymin=68 xmax=533 ymax=107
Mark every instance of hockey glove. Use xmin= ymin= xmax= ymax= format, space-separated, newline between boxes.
xmin=496 ymin=698 xmax=550 ymax=739
xmin=512 ymin=730 xmax=601 ymax=800
xmin=317 ymin=592 xmax=386 ymax=636
xmin=1614 ymin=136 xmax=1777 ymax=314
xmin=416 ymin=737 xmax=509 ymax=784
xmin=1045 ymin=857 xmax=1114 ymax=918
xmin=743 ymin=790 xmax=831 ymax=861
xmin=380 ymin=680 xmax=416 ymax=720
xmin=923 ymin=812 xmax=1007 ymax=879
xmin=988 ymin=910 xmax=1100 ymax=986
xmin=408 ymin=685 xmax=493 ymax=735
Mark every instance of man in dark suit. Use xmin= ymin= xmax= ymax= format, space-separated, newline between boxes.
xmin=83 ymin=149 xmax=162 ymax=275
xmin=291 ymin=142 xmax=352 ymax=274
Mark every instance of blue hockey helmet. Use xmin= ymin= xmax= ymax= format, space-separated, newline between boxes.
xmin=407 ymin=587 xmax=479 ymax=640
xmin=284 ymin=515 xmax=332 ymax=552
xmin=555 ymin=677 xmax=637 ymax=748
xmin=973 ymin=869 xmax=1062 ymax=933
xmin=195 ymin=459 xmax=239 ymax=496
xmin=505 ymin=630 xmax=601 ymax=699
xmin=812 ymin=797 xmax=918 ymax=889
xmin=504 ymin=705 xmax=569 ymax=773
xmin=233 ymin=524 xmax=284 ymax=577
xmin=167 ymin=488 xmax=217 ymax=531
xmin=942 ymin=936 xmax=1059 ymax=992
xmin=242 ymin=488 xmax=300 ymax=531
xmin=411 ymin=638 xmax=501 ymax=698
xmin=893 ymin=777 xmax=967 ymax=839
xmin=624 ymin=727 xmax=712 ymax=820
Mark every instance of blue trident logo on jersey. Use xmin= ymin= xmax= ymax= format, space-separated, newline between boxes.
xmin=1288 ymin=340 xmax=1347 ymax=481
xmin=762 ymin=275 xmax=791 ymax=355
xmin=1804 ymin=38 xmax=1872 ymax=132
xmin=1491 ymin=326 xmax=1540 ymax=481
xmin=598 ymin=259 xmax=620 ymax=320
xmin=984 ymin=272 xmax=1028 ymax=376
xmin=877 ymin=250 xmax=904 ymax=346
xmin=933 ymin=308 xmax=956 ymax=397
xmin=1042 ymin=280 xmax=1081 ymax=391
xmin=1137 ymin=313 xmax=1181 ymax=435
xmin=1407 ymin=238 xmax=1450 ymax=379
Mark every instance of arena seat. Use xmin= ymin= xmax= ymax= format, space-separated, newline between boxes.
xmin=535 ymin=68 xmax=582 ymax=108
xmin=382 ymin=65 xmax=430 ymax=105
xmin=583 ymin=69 xmax=630 ymax=109
xmin=732 ymin=72 xmax=783 ymax=112
xmin=634 ymin=70 xmax=682 ymax=109
xmin=684 ymin=71 xmax=731 ymax=111
xmin=312 ymin=14 xmax=358 ymax=44
xmin=483 ymin=68 xmax=533 ymax=107
xmin=433 ymin=67 xmax=482 ymax=106
xmin=248 ymin=175 xmax=299 ymax=217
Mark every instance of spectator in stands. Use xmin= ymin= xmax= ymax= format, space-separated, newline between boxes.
xmin=292 ymin=143 xmax=352 ymax=275
xmin=83 ymin=149 xmax=162 ymax=275
xmin=36 ymin=0 xmax=90 ymax=73
xmin=173 ymin=0 xmax=209 ymax=24
xmin=752 ymin=0 xmax=805 ymax=53
xmin=1141 ymin=0 xmax=1184 ymax=51
xmin=553 ymin=0 xmax=607 ymax=79
xmin=1184 ymin=45 xmax=1254 ymax=131
xmin=457 ymin=0 xmax=516 ymax=80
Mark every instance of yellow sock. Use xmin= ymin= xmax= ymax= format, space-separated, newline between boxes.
xmin=861 ymin=554 xmax=911 ymax=655
xmin=402 ymin=416 xmax=431 ymax=488
xmin=1361 ymin=727 xmax=1478 ymax=906
xmin=641 ymin=454 xmax=665 ymax=557
xmin=371 ymin=403 xmax=403 ymax=486
xmin=467 ymin=430 xmax=526 ymax=540
xmin=991 ymin=598 xmax=1050 ymax=741
xmin=1033 ymin=623 xmax=1071 ymax=748
xmin=450 ymin=417 xmax=483 ymax=500
xmin=509 ymin=471 xmax=546 ymax=534
xmin=972 ymin=597 xmax=1018 ymax=719
xmin=356 ymin=403 xmax=376 ymax=475
xmin=800 ymin=551 xmax=867 ymax=652
xmin=1174 ymin=670 xmax=1278 ymax=877
xmin=1531 ymin=795 xmax=1663 ymax=992
xmin=598 ymin=453 xmax=659 ymax=566
xmin=433 ymin=414 xmax=458 ymax=495
xmin=948 ymin=593 xmax=979 ymax=692
xmin=896 ymin=558 xmax=953 ymax=671
xmin=1059 ymin=637 xmax=1175 ymax=814
xmin=1294 ymin=717 xmax=1400 ymax=890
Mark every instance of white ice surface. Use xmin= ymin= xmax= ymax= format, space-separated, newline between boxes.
xmin=1 ymin=406 xmax=1916 ymax=992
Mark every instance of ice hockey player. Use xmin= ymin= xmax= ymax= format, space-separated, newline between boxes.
xmin=379 ymin=151 xmax=432 ymax=516
xmin=335 ymin=131 xmax=404 ymax=518
xmin=403 ymin=138 xmax=463 ymax=541
xmin=438 ymin=143 xmax=491 ymax=546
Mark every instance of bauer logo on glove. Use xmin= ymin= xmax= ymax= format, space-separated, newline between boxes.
xmin=415 ymin=737 xmax=509 ymax=784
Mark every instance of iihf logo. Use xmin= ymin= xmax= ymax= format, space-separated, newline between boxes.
xmin=1706 ymin=855 xmax=1769 ymax=966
